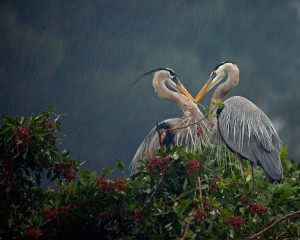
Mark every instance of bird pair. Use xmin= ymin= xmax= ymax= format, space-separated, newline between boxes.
xmin=132 ymin=62 xmax=283 ymax=188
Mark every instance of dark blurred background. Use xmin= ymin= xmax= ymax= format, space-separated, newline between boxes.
xmin=1 ymin=1 xmax=299 ymax=176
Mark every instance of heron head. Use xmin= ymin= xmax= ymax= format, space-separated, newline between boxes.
xmin=134 ymin=68 xmax=194 ymax=101
xmin=194 ymin=61 xmax=237 ymax=103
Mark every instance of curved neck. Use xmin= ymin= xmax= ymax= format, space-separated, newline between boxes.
xmin=153 ymin=75 xmax=179 ymax=103
xmin=212 ymin=66 xmax=239 ymax=103
xmin=210 ymin=65 xmax=239 ymax=116
xmin=153 ymin=75 xmax=200 ymax=118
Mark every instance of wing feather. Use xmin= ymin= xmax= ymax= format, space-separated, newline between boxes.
xmin=217 ymin=96 xmax=283 ymax=182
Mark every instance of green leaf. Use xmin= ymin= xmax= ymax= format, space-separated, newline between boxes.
xmin=115 ymin=158 xmax=125 ymax=172
xmin=246 ymin=173 xmax=252 ymax=182
xmin=0 ymin=126 xmax=11 ymax=135
xmin=23 ymin=148 xmax=28 ymax=159
xmin=239 ymin=207 xmax=245 ymax=215
xmin=101 ymin=167 xmax=115 ymax=177
xmin=229 ymin=229 xmax=235 ymax=238
xmin=183 ymin=178 xmax=188 ymax=191
xmin=280 ymin=145 xmax=288 ymax=160
xmin=171 ymin=152 xmax=179 ymax=160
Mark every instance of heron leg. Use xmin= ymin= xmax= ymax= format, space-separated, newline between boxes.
xmin=235 ymin=153 xmax=245 ymax=180
xmin=251 ymin=162 xmax=255 ymax=190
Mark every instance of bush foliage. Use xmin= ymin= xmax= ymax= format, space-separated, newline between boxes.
xmin=0 ymin=108 xmax=299 ymax=239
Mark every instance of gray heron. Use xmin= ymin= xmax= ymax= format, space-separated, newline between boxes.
xmin=193 ymin=62 xmax=283 ymax=187
xmin=131 ymin=68 xmax=212 ymax=171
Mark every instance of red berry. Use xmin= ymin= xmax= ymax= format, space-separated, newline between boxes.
xmin=26 ymin=228 xmax=40 ymax=238
xmin=195 ymin=209 xmax=206 ymax=221
xmin=133 ymin=208 xmax=142 ymax=222
xmin=210 ymin=182 xmax=216 ymax=191
xmin=227 ymin=216 xmax=245 ymax=228
xmin=186 ymin=160 xmax=200 ymax=175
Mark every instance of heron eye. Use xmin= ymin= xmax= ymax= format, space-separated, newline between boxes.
xmin=169 ymin=71 xmax=175 ymax=77
xmin=211 ymin=71 xmax=217 ymax=78
xmin=172 ymin=76 xmax=179 ymax=83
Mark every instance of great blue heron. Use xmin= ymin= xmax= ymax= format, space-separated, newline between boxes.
xmin=193 ymin=62 xmax=283 ymax=187
xmin=131 ymin=68 xmax=212 ymax=171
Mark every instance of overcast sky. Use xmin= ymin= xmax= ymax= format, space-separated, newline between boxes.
xmin=1 ymin=1 xmax=299 ymax=176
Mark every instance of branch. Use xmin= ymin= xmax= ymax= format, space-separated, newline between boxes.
xmin=181 ymin=208 xmax=194 ymax=240
xmin=156 ymin=122 xmax=163 ymax=147
xmin=200 ymin=177 xmax=221 ymax=184
xmin=197 ymin=175 xmax=204 ymax=211
xmin=248 ymin=210 xmax=300 ymax=240
xmin=165 ymin=101 xmax=220 ymax=133
xmin=165 ymin=115 xmax=207 ymax=133
xmin=141 ymin=175 xmax=164 ymax=211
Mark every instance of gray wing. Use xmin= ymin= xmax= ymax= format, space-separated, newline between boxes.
xmin=130 ymin=117 xmax=206 ymax=172
xmin=130 ymin=118 xmax=181 ymax=171
xmin=217 ymin=96 xmax=283 ymax=182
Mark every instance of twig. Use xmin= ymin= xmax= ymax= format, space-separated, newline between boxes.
xmin=141 ymin=175 xmax=164 ymax=211
xmin=197 ymin=175 xmax=204 ymax=211
xmin=200 ymin=177 xmax=221 ymax=184
xmin=181 ymin=208 xmax=194 ymax=240
xmin=167 ymin=187 xmax=202 ymax=204
xmin=248 ymin=210 xmax=300 ymax=240
xmin=153 ymin=210 xmax=173 ymax=216
xmin=166 ymin=115 xmax=207 ymax=133
xmin=156 ymin=122 xmax=163 ymax=147
xmin=164 ymin=102 xmax=220 ymax=134
xmin=194 ymin=226 xmax=219 ymax=240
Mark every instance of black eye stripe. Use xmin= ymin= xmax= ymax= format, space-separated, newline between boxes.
xmin=165 ymin=68 xmax=177 ymax=77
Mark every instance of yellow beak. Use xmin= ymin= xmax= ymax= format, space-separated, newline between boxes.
xmin=176 ymin=83 xmax=195 ymax=102
xmin=194 ymin=80 xmax=213 ymax=103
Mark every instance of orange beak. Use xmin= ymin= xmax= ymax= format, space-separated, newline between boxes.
xmin=194 ymin=79 xmax=214 ymax=103
xmin=176 ymin=83 xmax=195 ymax=102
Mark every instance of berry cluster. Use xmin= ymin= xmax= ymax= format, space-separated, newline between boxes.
xmin=133 ymin=208 xmax=142 ymax=222
xmin=63 ymin=168 xmax=77 ymax=183
xmin=42 ymin=207 xmax=57 ymax=220
xmin=94 ymin=177 xmax=129 ymax=194
xmin=250 ymin=203 xmax=269 ymax=217
xmin=146 ymin=155 xmax=170 ymax=168
xmin=227 ymin=216 xmax=245 ymax=228
xmin=186 ymin=160 xmax=200 ymax=175
xmin=12 ymin=126 xmax=32 ymax=152
xmin=210 ymin=182 xmax=216 ymax=192
xmin=205 ymin=202 xmax=214 ymax=211
xmin=59 ymin=206 xmax=69 ymax=215
xmin=58 ymin=162 xmax=77 ymax=183
xmin=14 ymin=126 xmax=32 ymax=143
xmin=146 ymin=155 xmax=171 ymax=175
xmin=42 ymin=117 xmax=54 ymax=129
xmin=26 ymin=228 xmax=40 ymax=239
xmin=195 ymin=209 xmax=206 ymax=222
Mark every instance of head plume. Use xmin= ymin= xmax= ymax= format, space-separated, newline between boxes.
xmin=132 ymin=68 xmax=176 ymax=86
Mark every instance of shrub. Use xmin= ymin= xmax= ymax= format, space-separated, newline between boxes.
xmin=0 ymin=109 xmax=299 ymax=239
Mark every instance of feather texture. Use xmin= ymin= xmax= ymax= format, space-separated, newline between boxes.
xmin=217 ymin=96 xmax=283 ymax=182
xmin=131 ymin=69 xmax=213 ymax=172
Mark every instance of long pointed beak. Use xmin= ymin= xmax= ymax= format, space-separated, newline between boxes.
xmin=176 ymin=83 xmax=195 ymax=102
xmin=194 ymin=79 xmax=213 ymax=103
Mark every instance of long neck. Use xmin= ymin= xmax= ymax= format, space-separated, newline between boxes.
xmin=211 ymin=65 xmax=239 ymax=113
xmin=153 ymin=76 xmax=179 ymax=104
xmin=153 ymin=76 xmax=200 ymax=118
